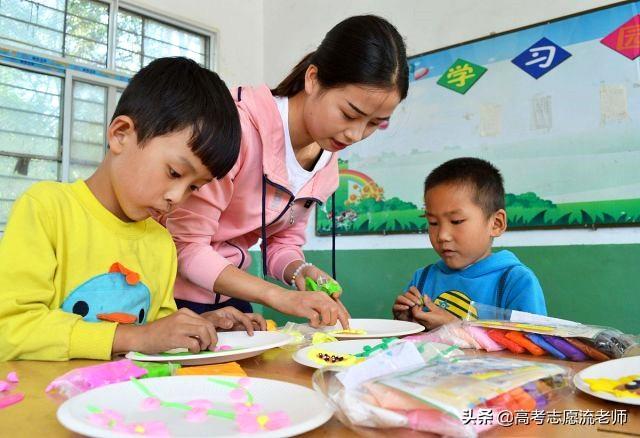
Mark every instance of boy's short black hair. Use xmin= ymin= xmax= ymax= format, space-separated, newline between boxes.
xmin=112 ymin=56 xmax=240 ymax=179
xmin=424 ymin=157 xmax=505 ymax=215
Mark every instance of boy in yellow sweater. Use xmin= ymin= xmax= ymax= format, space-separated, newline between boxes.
xmin=0 ymin=57 xmax=265 ymax=361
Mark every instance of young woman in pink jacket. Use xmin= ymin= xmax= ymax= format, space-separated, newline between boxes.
xmin=162 ymin=15 xmax=409 ymax=328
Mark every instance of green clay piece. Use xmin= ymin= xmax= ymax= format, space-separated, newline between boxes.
xmin=305 ymin=276 xmax=342 ymax=296
xmin=133 ymin=361 xmax=180 ymax=378
xmin=355 ymin=337 xmax=398 ymax=358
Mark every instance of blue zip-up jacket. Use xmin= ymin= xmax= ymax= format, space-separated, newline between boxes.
xmin=406 ymin=250 xmax=547 ymax=318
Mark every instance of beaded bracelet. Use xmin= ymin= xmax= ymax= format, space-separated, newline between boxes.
xmin=290 ymin=262 xmax=313 ymax=286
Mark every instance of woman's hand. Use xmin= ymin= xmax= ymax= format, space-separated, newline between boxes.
xmin=291 ymin=263 xmax=351 ymax=325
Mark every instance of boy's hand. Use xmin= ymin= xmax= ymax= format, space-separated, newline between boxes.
xmin=411 ymin=293 xmax=458 ymax=330
xmin=392 ymin=286 xmax=423 ymax=321
xmin=201 ymin=306 xmax=267 ymax=335
xmin=267 ymin=289 xmax=350 ymax=329
xmin=114 ymin=308 xmax=218 ymax=354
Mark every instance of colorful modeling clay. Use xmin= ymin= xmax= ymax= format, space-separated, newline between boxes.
xmin=524 ymin=333 xmax=567 ymax=360
xmin=46 ymin=359 xmax=148 ymax=399
xmin=311 ymin=332 xmax=338 ymax=344
xmin=564 ymin=338 xmax=610 ymax=361
xmin=584 ymin=375 xmax=640 ymax=399
xmin=176 ymin=362 xmax=247 ymax=377
xmin=355 ymin=338 xmax=397 ymax=358
xmin=132 ymin=361 xmax=180 ymax=378
xmin=541 ymin=335 xmax=588 ymax=361
xmin=464 ymin=326 xmax=504 ymax=352
xmin=504 ymin=331 xmax=546 ymax=356
xmin=487 ymin=329 xmax=525 ymax=353
xmin=0 ymin=392 xmax=24 ymax=409
xmin=83 ymin=377 xmax=293 ymax=434
xmin=0 ymin=381 xmax=9 ymax=392
xmin=266 ymin=320 xmax=277 ymax=331
xmin=590 ymin=330 xmax=640 ymax=359
xmin=305 ymin=276 xmax=342 ymax=297
xmin=330 ymin=328 xmax=367 ymax=335
xmin=6 ymin=372 xmax=18 ymax=383
xmin=308 ymin=348 xmax=363 ymax=367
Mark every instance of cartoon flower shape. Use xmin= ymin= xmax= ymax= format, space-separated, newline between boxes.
xmin=229 ymin=388 xmax=246 ymax=401
xmin=236 ymin=411 xmax=290 ymax=433
xmin=88 ymin=409 xmax=124 ymax=428
xmin=184 ymin=399 xmax=214 ymax=423
xmin=233 ymin=402 xmax=262 ymax=415
xmin=118 ymin=421 xmax=171 ymax=436
xmin=140 ymin=397 xmax=161 ymax=411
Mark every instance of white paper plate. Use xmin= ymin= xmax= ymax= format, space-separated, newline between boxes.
xmin=126 ymin=331 xmax=292 ymax=365
xmin=326 ymin=318 xmax=425 ymax=339
xmin=574 ymin=356 xmax=640 ymax=405
xmin=294 ymin=339 xmax=462 ymax=369
xmin=57 ymin=375 xmax=334 ymax=437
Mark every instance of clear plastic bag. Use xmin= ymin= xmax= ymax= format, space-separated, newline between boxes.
xmin=410 ymin=304 xmax=640 ymax=361
xmin=45 ymin=359 xmax=179 ymax=399
xmin=313 ymin=355 xmax=572 ymax=437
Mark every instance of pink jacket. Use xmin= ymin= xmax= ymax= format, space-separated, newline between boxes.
xmin=162 ymin=85 xmax=339 ymax=304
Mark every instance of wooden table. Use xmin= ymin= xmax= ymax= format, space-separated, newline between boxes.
xmin=1 ymin=349 xmax=638 ymax=437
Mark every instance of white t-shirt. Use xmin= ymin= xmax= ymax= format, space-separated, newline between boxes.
xmin=274 ymin=96 xmax=331 ymax=196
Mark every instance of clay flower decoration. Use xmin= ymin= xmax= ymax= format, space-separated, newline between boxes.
xmin=87 ymin=377 xmax=290 ymax=434
xmin=208 ymin=377 xmax=291 ymax=433
xmin=185 ymin=399 xmax=214 ymax=423
xmin=236 ymin=410 xmax=291 ymax=433
xmin=87 ymin=406 xmax=170 ymax=436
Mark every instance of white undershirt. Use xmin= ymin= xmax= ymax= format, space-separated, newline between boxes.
xmin=274 ymin=96 xmax=331 ymax=196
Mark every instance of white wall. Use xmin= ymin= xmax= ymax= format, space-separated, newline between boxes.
xmin=262 ymin=0 xmax=623 ymax=87
xmin=133 ymin=0 xmax=264 ymax=87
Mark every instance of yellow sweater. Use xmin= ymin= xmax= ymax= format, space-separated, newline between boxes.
xmin=0 ymin=180 xmax=177 ymax=361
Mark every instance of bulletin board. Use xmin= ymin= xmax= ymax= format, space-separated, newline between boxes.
xmin=316 ymin=1 xmax=640 ymax=235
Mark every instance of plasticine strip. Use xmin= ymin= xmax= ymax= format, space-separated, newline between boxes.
xmin=542 ymin=335 xmax=588 ymax=361
xmin=177 ymin=362 xmax=247 ymax=377
xmin=464 ymin=326 xmax=504 ymax=352
xmin=524 ymin=333 xmax=567 ymax=360
xmin=0 ymin=392 xmax=24 ymax=409
xmin=487 ymin=329 xmax=525 ymax=354
xmin=564 ymin=338 xmax=610 ymax=361
xmin=505 ymin=331 xmax=546 ymax=356
xmin=522 ymin=382 xmax=549 ymax=409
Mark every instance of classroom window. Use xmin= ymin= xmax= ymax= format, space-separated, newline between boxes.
xmin=69 ymin=81 xmax=107 ymax=180
xmin=0 ymin=63 xmax=62 ymax=229
xmin=116 ymin=9 xmax=208 ymax=74
xmin=0 ymin=1 xmax=214 ymax=233
xmin=0 ymin=0 xmax=110 ymax=67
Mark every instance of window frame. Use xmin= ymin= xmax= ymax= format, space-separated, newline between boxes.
xmin=0 ymin=0 xmax=217 ymax=231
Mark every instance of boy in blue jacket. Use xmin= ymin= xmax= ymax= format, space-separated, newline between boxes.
xmin=393 ymin=157 xmax=547 ymax=329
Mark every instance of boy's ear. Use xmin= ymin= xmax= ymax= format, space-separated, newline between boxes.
xmin=107 ymin=116 xmax=136 ymax=154
xmin=304 ymin=64 xmax=319 ymax=96
xmin=490 ymin=208 xmax=507 ymax=237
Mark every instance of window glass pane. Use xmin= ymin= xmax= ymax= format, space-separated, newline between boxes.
xmin=116 ymin=10 xmax=208 ymax=72
xmin=64 ymin=0 xmax=109 ymax=67
xmin=70 ymin=81 xmax=105 ymax=165
xmin=144 ymin=18 xmax=206 ymax=66
xmin=0 ymin=64 xmax=62 ymax=231
xmin=0 ymin=63 xmax=62 ymax=158
xmin=69 ymin=162 xmax=96 ymax=180
xmin=115 ymin=10 xmax=142 ymax=74
xmin=0 ymin=0 xmax=65 ymax=56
